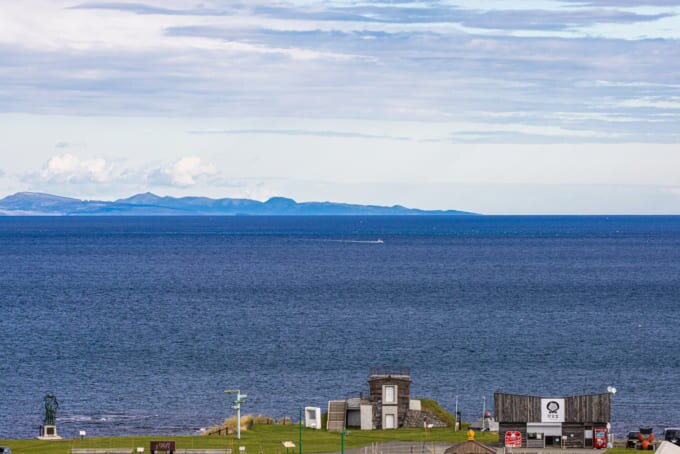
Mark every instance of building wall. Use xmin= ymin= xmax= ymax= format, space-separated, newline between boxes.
xmin=360 ymin=404 xmax=373 ymax=430
xmin=564 ymin=395 xmax=611 ymax=423
xmin=403 ymin=410 xmax=448 ymax=428
xmin=494 ymin=393 xmax=611 ymax=423
xmin=495 ymin=394 xmax=542 ymax=422
xmin=369 ymin=375 xmax=411 ymax=429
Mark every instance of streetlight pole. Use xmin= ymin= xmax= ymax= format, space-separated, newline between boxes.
xmin=482 ymin=396 xmax=486 ymax=432
xmin=607 ymin=386 xmax=617 ymax=448
xmin=454 ymin=395 xmax=459 ymax=432
xmin=225 ymin=390 xmax=247 ymax=440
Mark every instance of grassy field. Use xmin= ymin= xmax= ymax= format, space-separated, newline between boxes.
xmin=0 ymin=424 xmax=498 ymax=454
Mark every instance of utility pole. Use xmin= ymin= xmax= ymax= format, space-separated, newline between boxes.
xmin=299 ymin=406 xmax=303 ymax=454
xmin=225 ymin=390 xmax=247 ymax=440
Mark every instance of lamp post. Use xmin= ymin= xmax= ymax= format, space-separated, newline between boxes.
xmin=225 ymin=390 xmax=247 ymax=440
xmin=482 ymin=396 xmax=486 ymax=431
xmin=607 ymin=386 xmax=617 ymax=448
xmin=454 ymin=395 xmax=459 ymax=432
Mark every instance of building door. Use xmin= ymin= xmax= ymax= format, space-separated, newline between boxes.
xmin=385 ymin=414 xmax=395 ymax=429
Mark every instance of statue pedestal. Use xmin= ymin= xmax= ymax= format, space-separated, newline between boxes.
xmin=37 ymin=424 xmax=62 ymax=440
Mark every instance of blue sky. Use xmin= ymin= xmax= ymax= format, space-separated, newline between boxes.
xmin=1 ymin=0 xmax=679 ymax=213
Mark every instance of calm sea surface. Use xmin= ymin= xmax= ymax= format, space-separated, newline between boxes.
xmin=1 ymin=216 xmax=680 ymax=439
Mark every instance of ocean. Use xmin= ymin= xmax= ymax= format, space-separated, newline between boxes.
xmin=1 ymin=216 xmax=679 ymax=439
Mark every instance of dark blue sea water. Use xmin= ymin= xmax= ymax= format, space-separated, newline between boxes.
xmin=1 ymin=216 xmax=680 ymax=440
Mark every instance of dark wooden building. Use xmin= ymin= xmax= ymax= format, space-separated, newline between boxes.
xmin=495 ymin=392 xmax=611 ymax=449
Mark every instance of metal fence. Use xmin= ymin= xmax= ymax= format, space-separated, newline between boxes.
xmin=369 ymin=366 xmax=411 ymax=377
xmin=327 ymin=441 xmax=449 ymax=454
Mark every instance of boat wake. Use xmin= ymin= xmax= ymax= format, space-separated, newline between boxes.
xmin=326 ymin=239 xmax=384 ymax=244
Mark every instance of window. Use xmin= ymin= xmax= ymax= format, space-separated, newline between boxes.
xmin=384 ymin=385 xmax=396 ymax=404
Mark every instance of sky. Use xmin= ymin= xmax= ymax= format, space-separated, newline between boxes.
xmin=1 ymin=0 xmax=680 ymax=214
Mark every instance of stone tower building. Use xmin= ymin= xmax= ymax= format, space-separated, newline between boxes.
xmin=368 ymin=366 xmax=412 ymax=429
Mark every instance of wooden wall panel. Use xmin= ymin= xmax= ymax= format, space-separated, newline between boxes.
xmin=494 ymin=393 xmax=540 ymax=422
xmin=494 ymin=393 xmax=610 ymax=423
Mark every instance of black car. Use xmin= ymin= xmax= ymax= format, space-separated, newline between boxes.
xmin=627 ymin=432 xmax=639 ymax=449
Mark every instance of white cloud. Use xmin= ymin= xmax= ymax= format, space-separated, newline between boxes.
xmin=149 ymin=156 xmax=218 ymax=187
xmin=0 ymin=1 xmax=355 ymax=61
xmin=619 ymin=97 xmax=680 ymax=109
xmin=38 ymin=153 xmax=113 ymax=183
xmin=16 ymin=150 xmax=231 ymax=196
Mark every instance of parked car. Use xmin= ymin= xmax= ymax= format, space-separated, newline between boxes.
xmin=665 ymin=428 xmax=680 ymax=446
xmin=0 ymin=446 xmax=12 ymax=454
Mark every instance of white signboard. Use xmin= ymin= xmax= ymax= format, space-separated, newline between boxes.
xmin=541 ymin=398 xmax=565 ymax=423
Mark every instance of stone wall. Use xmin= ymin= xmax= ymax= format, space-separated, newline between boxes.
xmin=403 ymin=410 xmax=449 ymax=428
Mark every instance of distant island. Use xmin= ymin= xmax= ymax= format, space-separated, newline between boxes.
xmin=0 ymin=192 xmax=475 ymax=216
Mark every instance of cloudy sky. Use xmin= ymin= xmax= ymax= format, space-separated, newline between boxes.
xmin=1 ymin=0 xmax=679 ymax=213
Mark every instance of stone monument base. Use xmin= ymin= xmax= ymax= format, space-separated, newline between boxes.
xmin=37 ymin=424 xmax=62 ymax=440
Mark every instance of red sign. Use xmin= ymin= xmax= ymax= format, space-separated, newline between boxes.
xmin=505 ymin=431 xmax=522 ymax=448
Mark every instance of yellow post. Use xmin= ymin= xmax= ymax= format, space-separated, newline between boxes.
xmin=467 ymin=428 xmax=475 ymax=441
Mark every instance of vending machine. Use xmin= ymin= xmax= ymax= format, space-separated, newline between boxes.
xmin=594 ymin=427 xmax=608 ymax=449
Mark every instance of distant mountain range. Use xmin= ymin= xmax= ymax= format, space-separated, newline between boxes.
xmin=0 ymin=192 xmax=475 ymax=216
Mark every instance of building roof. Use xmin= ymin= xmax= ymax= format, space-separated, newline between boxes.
xmin=657 ymin=442 xmax=680 ymax=454
xmin=444 ymin=441 xmax=497 ymax=454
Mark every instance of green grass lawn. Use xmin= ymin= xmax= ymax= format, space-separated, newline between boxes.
xmin=0 ymin=424 xmax=498 ymax=454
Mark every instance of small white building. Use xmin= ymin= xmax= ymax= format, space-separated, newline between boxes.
xmin=305 ymin=407 xmax=322 ymax=429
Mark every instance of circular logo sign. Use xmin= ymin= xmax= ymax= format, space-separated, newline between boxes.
xmin=547 ymin=401 xmax=560 ymax=414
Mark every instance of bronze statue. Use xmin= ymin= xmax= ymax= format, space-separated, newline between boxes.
xmin=43 ymin=394 xmax=59 ymax=426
